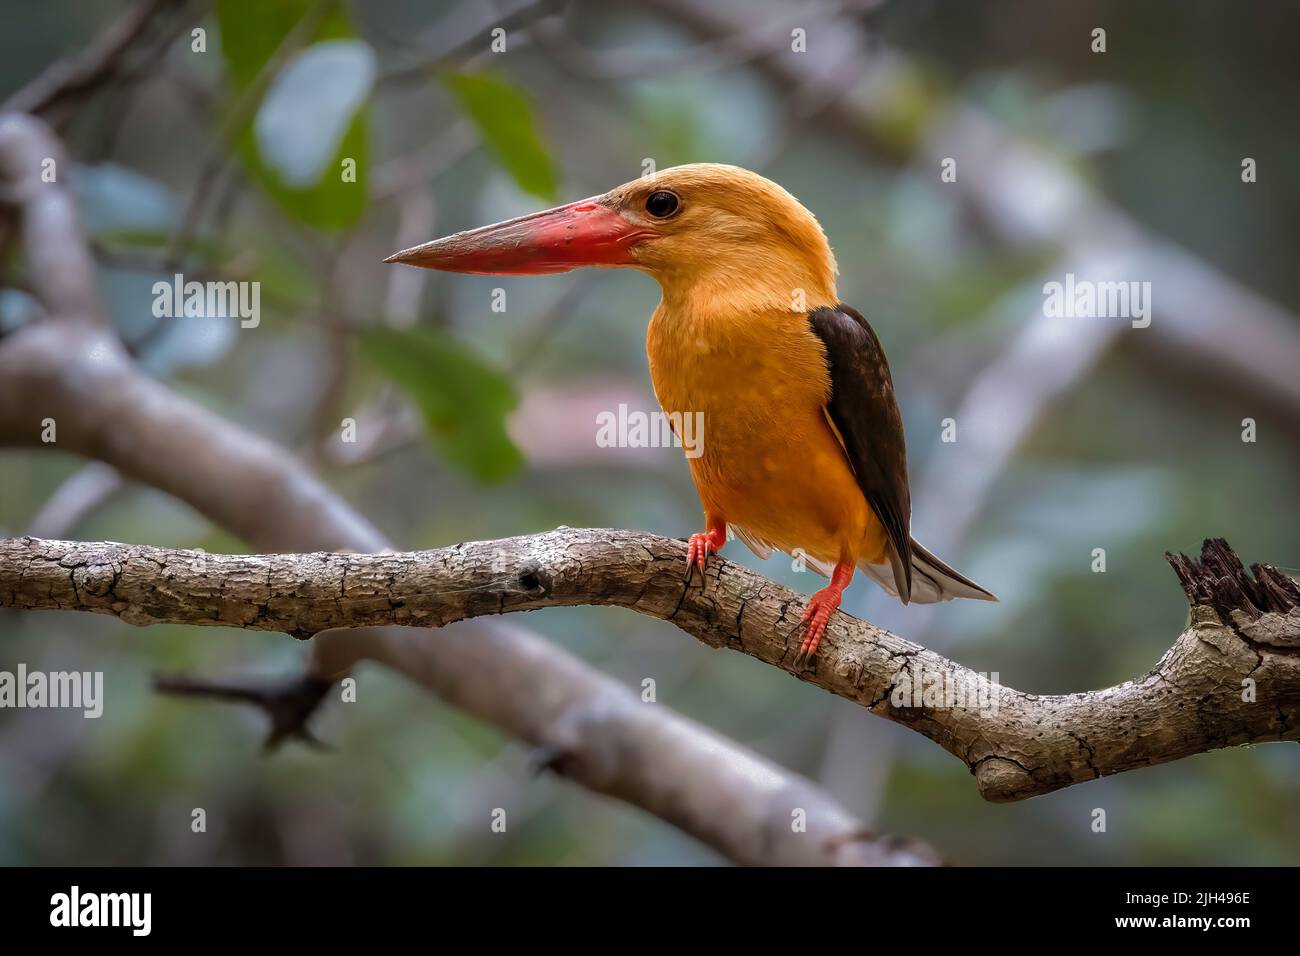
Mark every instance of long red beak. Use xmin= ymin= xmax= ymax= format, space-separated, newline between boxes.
xmin=384 ymin=196 xmax=653 ymax=275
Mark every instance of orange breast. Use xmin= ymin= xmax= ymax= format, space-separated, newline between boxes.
xmin=646 ymin=303 xmax=889 ymax=568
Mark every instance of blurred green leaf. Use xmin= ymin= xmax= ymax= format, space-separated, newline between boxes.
xmin=444 ymin=72 xmax=558 ymax=201
xmin=215 ymin=0 xmax=370 ymax=229
xmin=360 ymin=328 xmax=524 ymax=482
xmin=215 ymin=0 xmax=321 ymax=88
xmin=254 ymin=40 xmax=375 ymax=188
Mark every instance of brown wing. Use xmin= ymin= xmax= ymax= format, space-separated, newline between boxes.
xmin=807 ymin=304 xmax=913 ymax=602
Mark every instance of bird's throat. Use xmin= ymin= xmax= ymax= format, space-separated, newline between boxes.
xmin=655 ymin=266 xmax=837 ymax=323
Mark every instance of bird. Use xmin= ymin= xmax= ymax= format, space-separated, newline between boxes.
xmin=386 ymin=163 xmax=996 ymax=667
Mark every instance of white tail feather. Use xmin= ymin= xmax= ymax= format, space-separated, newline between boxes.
xmin=860 ymin=539 xmax=997 ymax=604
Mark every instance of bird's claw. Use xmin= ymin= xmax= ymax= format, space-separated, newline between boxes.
xmin=685 ymin=530 xmax=721 ymax=582
xmin=790 ymin=590 xmax=840 ymax=671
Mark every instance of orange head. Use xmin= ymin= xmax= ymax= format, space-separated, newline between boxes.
xmin=386 ymin=163 xmax=839 ymax=314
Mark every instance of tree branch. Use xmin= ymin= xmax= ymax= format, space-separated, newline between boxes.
xmin=4 ymin=531 xmax=1297 ymax=803
xmin=0 ymin=114 xmax=102 ymax=323
xmin=1 ymin=0 xmax=182 ymax=117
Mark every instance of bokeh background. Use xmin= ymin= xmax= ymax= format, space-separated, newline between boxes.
xmin=2 ymin=0 xmax=1299 ymax=865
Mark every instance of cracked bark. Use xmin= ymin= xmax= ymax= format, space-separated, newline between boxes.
xmin=3 ymin=531 xmax=1296 ymax=802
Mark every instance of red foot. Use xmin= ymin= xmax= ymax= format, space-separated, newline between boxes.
xmin=685 ymin=523 xmax=726 ymax=580
xmin=793 ymin=562 xmax=854 ymax=669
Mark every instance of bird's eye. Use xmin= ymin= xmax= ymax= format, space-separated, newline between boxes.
xmin=644 ymin=190 xmax=680 ymax=218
